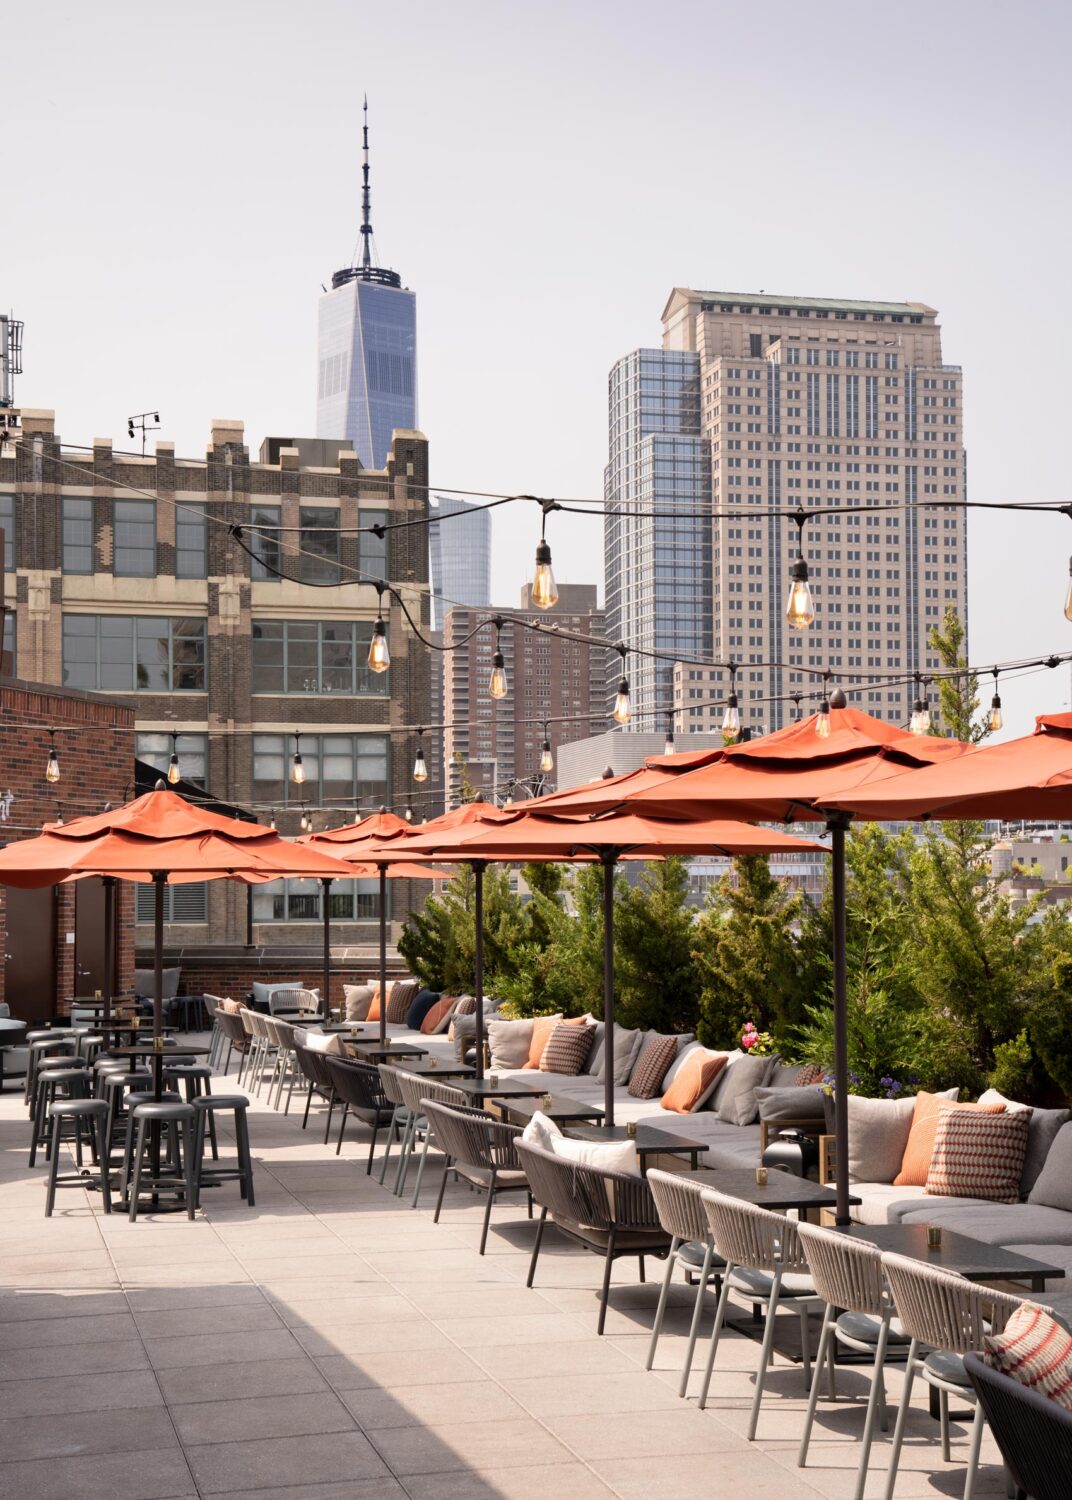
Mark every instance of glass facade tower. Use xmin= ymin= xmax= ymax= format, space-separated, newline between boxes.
xmin=428 ymin=495 xmax=491 ymax=628
xmin=317 ymin=279 xmax=417 ymax=470
xmin=604 ymin=349 xmax=712 ymax=727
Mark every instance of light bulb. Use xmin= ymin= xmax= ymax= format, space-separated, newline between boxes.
xmin=291 ymin=753 xmax=305 ymax=785
xmin=488 ymin=651 xmax=508 ymax=700
xmin=540 ymin=740 xmax=554 ymax=773
xmin=300 ymin=811 xmax=309 ymax=831
xmin=269 ymin=813 xmax=277 ymax=830
xmin=910 ymin=699 xmax=931 ymax=735
xmin=413 ymin=747 xmax=429 ymax=783
xmin=785 ymin=559 xmax=815 ymax=630
xmin=531 ymin=540 xmax=559 ymax=610
xmin=167 ymin=753 xmax=181 ymax=785
xmin=722 ymin=694 xmax=740 ymax=741
xmin=989 ymin=695 xmax=1003 ymax=733
xmin=405 ymin=806 xmax=414 ymax=821
xmin=368 ymin=617 xmax=390 ymax=673
xmin=612 ymin=677 xmax=631 ymax=725
xmin=664 ymin=733 xmax=675 ymax=756
xmin=45 ymin=749 xmax=60 ymax=784
xmin=1065 ymin=559 xmax=1072 ymax=623
xmin=816 ymin=700 xmax=831 ymax=738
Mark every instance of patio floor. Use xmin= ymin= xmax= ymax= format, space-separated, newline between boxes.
xmin=0 ymin=1040 xmax=1012 ymax=1499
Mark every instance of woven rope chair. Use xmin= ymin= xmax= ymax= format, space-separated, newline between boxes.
xmin=202 ymin=994 xmax=227 ymax=1069
xmin=424 ymin=1099 xmax=531 ymax=1255
xmin=516 ymin=1137 xmax=671 ymax=1335
xmin=235 ymin=1006 xmax=260 ymax=1085
xmin=215 ymin=1009 xmax=249 ymax=1077
xmin=880 ymin=1252 xmax=1026 ymax=1500
xmin=797 ymin=1221 xmax=907 ymax=1500
xmin=322 ymin=1057 xmax=394 ymax=1171
xmin=392 ymin=1070 xmax=466 ymax=1207
xmin=965 ymin=1349 xmax=1072 ymax=1500
xmin=291 ymin=1042 xmax=336 ymax=1140
xmin=270 ymin=986 xmax=320 ymax=1017
xmin=646 ymin=1168 xmax=726 ymax=1395
xmin=375 ymin=1065 xmax=415 ymax=1190
xmin=697 ymin=1188 xmax=823 ymax=1436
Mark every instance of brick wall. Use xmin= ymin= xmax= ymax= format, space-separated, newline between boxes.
xmin=156 ymin=949 xmax=411 ymax=1007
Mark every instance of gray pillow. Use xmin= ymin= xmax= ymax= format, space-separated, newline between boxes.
xmin=979 ymin=1089 xmax=1072 ymax=1197
xmin=584 ymin=1021 xmax=606 ymax=1076
xmin=343 ymin=984 xmax=374 ymax=1022
xmin=717 ymin=1054 xmax=778 ymax=1126
xmin=844 ymin=1094 xmax=916 ymax=1184
xmin=1027 ymin=1120 xmax=1072 ymax=1210
xmin=769 ymin=1062 xmax=804 ymax=1089
xmin=708 ymin=1049 xmax=744 ymax=1109
xmin=487 ymin=1018 xmax=533 ymax=1071
xmin=755 ymin=1084 xmax=827 ymax=1125
xmin=599 ymin=1024 xmax=644 ymax=1086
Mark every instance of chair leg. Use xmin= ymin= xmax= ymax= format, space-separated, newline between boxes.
xmin=679 ymin=1243 xmax=716 ymax=1398
xmin=963 ymin=1399 xmax=985 ymax=1500
xmin=698 ymin=1264 xmax=735 ymax=1410
xmin=95 ymin=1114 xmax=112 ymax=1214
xmin=798 ymin=1301 xmax=812 ymax=1390
xmin=527 ymin=1206 xmax=547 ymax=1288
xmin=44 ymin=1112 xmax=63 ymax=1217
xmin=434 ymin=1157 xmax=451 ymax=1222
xmin=182 ymin=1120 xmax=196 ymax=1221
xmin=323 ymin=1092 xmax=336 ymax=1146
xmin=378 ymin=1110 xmax=398 ymax=1185
xmin=302 ymin=1084 xmax=313 ymax=1129
xmin=597 ymin=1229 xmax=617 ymax=1335
xmin=883 ymin=1341 xmax=919 ymax=1500
xmin=479 ymin=1172 xmax=496 ymax=1255
xmin=128 ymin=1119 xmax=146 ymax=1223
xmin=336 ymin=1103 xmax=349 ymax=1155
xmin=748 ymin=1271 xmax=783 ymax=1440
xmin=798 ymin=1302 xmax=835 ymax=1468
xmin=366 ymin=1119 xmax=381 ymax=1176
xmin=646 ymin=1235 xmax=679 ymax=1370
xmin=393 ymin=1113 xmax=416 ymax=1197
xmin=854 ymin=1313 xmax=890 ymax=1500
xmin=411 ymin=1133 xmax=431 ymax=1208
xmin=940 ymin=1387 xmax=951 ymax=1463
xmin=236 ymin=1108 xmax=255 ymax=1207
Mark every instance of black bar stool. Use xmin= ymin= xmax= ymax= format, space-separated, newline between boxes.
xmin=127 ymin=1100 xmax=198 ymax=1221
xmin=25 ymin=1035 xmax=77 ymax=1106
xmin=165 ymin=1064 xmax=218 ymax=1160
xmin=45 ymin=1099 xmax=112 ymax=1216
xmin=29 ymin=1065 xmax=90 ymax=1168
xmin=102 ymin=1070 xmax=154 ymax=1153
xmin=191 ymin=1095 xmax=254 ymax=1207
xmin=118 ymin=1089 xmax=182 ymax=1198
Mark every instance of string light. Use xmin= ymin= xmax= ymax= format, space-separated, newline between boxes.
xmin=910 ymin=674 xmax=932 ymax=735
xmin=291 ymin=732 xmax=306 ymax=785
xmin=989 ymin=669 xmax=1003 ymax=733
xmin=722 ymin=664 xmax=740 ymax=742
xmin=816 ymin=673 xmax=831 ymax=738
xmin=368 ymin=583 xmax=391 ymax=673
xmin=167 ymin=731 xmax=181 ymax=785
xmin=531 ymin=502 xmax=560 ymax=610
xmin=413 ymin=728 xmax=429 ymax=783
xmin=539 ymin=720 xmax=554 ymax=774
xmin=405 ymin=806 xmax=414 ymax=821
xmin=488 ymin=618 xmax=508 ymax=700
xmin=785 ymin=509 xmax=815 ymax=631
xmin=612 ymin=644 xmax=631 ymax=725
xmin=1065 ymin=554 xmax=1072 ymax=624
xmin=45 ymin=729 xmax=60 ymax=784
xmin=664 ymin=713 xmax=676 ymax=757
xmin=269 ymin=810 xmax=277 ymax=830
xmin=299 ymin=809 xmax=310 ymax=832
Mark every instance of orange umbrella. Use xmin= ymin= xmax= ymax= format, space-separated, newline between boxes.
xmin=406 ymin=808 xmax=826 ymax=1121
xmin=530 ymin=745 xmax=723 ymax=817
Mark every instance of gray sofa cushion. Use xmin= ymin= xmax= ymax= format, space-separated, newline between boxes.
xmin=845 ymin=1094 xmax=916 ymax=1184
xmin=756 ymin=1085 xmax=826 ymax=1126
xmin=717 ymin=1053 xmax=777 ymax=1126
xmin=583 ymin=1022 xmax=605 ymax=1075
xmin=136 ymin=967 xmax=181 ymax=999
xmin=1029 ymin=1121 xmax=1072 ymax=1212
xmin=979 ymin=1089 xmax=1072 ymax=1197
xmin=599 ymin=1025 xmax=644 ymax=1087
xmin=849 ymin=1182 xmax=1002 ymax=1226
xmin=895 ymin=1202 xmax=1072 ymax=1246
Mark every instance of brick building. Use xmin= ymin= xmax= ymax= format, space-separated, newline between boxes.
xmin=0 ymin=410 xmax=432 ymax=993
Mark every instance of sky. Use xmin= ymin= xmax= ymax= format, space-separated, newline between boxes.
xmin=6 ymin=0 xmax=1072 ymax=736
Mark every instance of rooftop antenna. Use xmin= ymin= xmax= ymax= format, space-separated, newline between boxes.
xmin=330 ymin=97 xmax=401 ymax=291
xmin=0 ymin=313 xmax=24 ymax=410
xmin=127 ymin=411 xmax=161 ymax=456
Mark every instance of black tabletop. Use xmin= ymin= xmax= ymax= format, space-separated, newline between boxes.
xmin=504 ymin=1095 xmax=606 ymax=1124
xmin=682 ymin=1166 xmax=862 ymax=1212
xmin=108 ymin=1044 xmax=211 ymax=1059
xmin=565 ymin=1122 xmax=710 ymax=1156
xmin=839 ymin=1222 xmax=1065 ymax=1282
xmin=455 ymin=1077 xmax=547 ymax=1101
xmin=395 ymin=1059 xmax=475 ymax=1079
xmin=352 ymin=1043 xmax=428 ymax=1060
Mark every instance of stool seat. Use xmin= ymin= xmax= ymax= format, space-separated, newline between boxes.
xmin=50 ymin=1098 xmax=110 ymax=1119
xmin=126 ymin=1090 xmax=181 ymax=1106
xmin=165 ymin=1064 xmax=212 ymax=1078
xmin=193 ymin=1093 xmax=248 ymax=1110
xmin=130 ymin=1100 xmax=195 ymax=1122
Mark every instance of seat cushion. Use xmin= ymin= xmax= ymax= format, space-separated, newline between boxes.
xmin=552 ymin=1217 xmax=670 ymax=1252
xmin=922 ymin=1349 xmax=970 ymax=1390
xmin=456 ymin=1164 xmax=529 ymax=1190
xmin=850 ymin=1182 xmax=1000 ymax=1226
xmin=895 ymin=1202 xmax=1072 ymax=1246
xmin=728 ymin=1266 xmax=816 ymax=1299
xmin=1029 ymin=1122 xmax=1072 ymax=1212
xmin=836 ymin=1311 xmax=912 ymax=1347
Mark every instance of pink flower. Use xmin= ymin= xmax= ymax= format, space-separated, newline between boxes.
xmin=742 ymin=1032 xmax=758 ymax=1049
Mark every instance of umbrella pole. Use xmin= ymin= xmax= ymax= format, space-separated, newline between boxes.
xmin=320 ymin=879 xmax=333 ymax=1022
xmin=473 ymin=862 xmax=485 ymax=1082
xmin=828 ymin=814 xmax=852 ymax=1227
xmin=102 ymin=876 xmax=115 ymax=1043
xmin=378 ymin=864 xmax=387 ymax=1047
xmin=602 ymin=854 xmax=616 ymax=1129
xmin=152 ymin=872 xmax=166 ymax=1117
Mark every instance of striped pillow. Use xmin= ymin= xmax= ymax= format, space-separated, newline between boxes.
xmin=983 ymin=1302 xmax=1072 ymax=1409
xmin=453 ymin=995 xmax=477 ymax=1016
xmin=925 ymin=1103 xmax=1030 ymax=1202
xmin=541 ymin=1021 xmax=595 ymax=1076
xmin=386 ymin=980 xmax=419 ymax=1025
xmin=627 ymin=1033 xmax=679 ymax=1100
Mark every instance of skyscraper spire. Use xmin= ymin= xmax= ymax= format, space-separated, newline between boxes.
xmin=360 ymin=94 xmax=373 ymax=274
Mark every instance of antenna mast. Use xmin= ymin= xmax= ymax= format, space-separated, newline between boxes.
xmin=0 ymin=314 xmax=24 ymax=410
xmin=360 ymin=95 xmax=373 ymax=274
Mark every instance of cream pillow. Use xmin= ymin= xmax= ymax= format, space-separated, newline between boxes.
xmin=550 ymin=1134 xmax=641 ymax=1177
xmin=521 ymin=1110 xmax=561 ymax=1150
xmin=487 ymin=1017 xmax=534 ymax=1071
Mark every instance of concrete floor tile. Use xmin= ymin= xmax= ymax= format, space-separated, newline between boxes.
xmin=0 ymin=1309 xmax=137 ymax=1347
xmin=0 ymin=1405 xmax=178 ymax=1463
xmin=0 ymin=1367 xmax=164 ymax=1419
xmin=292 ymin=1318 xmax=453 ymax=1357
xmin=315 ymin=1345 xmax=485 ymax=1392
xmin=0 ymin=1337 xmax=150 ymax=1382
xmin=434 ymin=1311 xmax=598 ymax=1347
xmin=369 ymin=1416 xmax=571 ymax=1476
xmin=144 ymin=1327 xmax=307 ymax=1370
xmin=503 ymin=1369 xmax=688 ymax=1417
xmin=401 ymin=1464 xmax=618 ymax=1499
xmin=185 ymin=1430 xmax=389 ymax=1494
xmin=171 ymin=1389 xmax=356 ymax=1445
xmin=157 ymin=1356 xmax=330 ymax=1406
xmin=133 ymin=1302 xmax=284 ymax=1338
xmin=342 ymin=1378 xmax=528 ymax=1430
xmin=545 ymin=1406 xmax=749 ymax=1461
xmin=0 ymin=1446 xmax=195 ymax=1500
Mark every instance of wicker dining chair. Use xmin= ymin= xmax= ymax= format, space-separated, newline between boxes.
xmin=392 ymin=1069 xmax=466 ymax=1207
xmin=424 ymin=1099 xmax=532 ymax=1255
xmin=214 ymin=1009 xmax=249 ymax=1076
xmin=291 ymin=1042 xmax=336 ymax=1141
xmin=696 ymin=1189 xmax=823 ymax=1437
xmin=646 ymin=1168 xmax=727 ymax=1395
xmin=322 ymin=1057 xmax=395 ymax=1171
xmin=796 ymin=1221 xmax=907 ymax=1500
xmin=375 ymin=1065 xmax=415 ymax=1191
xmin=880 ymin=1251 xmax=1026 ymax=1500
xmin=964 ymin=1349 xmax=1072 ymax=1500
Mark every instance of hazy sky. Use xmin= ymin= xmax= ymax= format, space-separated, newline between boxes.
xmin=7 ymin=0 xmax=1072 ymax=735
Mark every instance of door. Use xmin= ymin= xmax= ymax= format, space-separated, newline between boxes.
xmin=75 ymin=877 xmax=110 ymax=998
xmin=4 ymin=886 xmax=56 ymax=1022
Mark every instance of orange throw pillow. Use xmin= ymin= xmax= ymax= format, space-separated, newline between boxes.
xmin=661 ymin=1051 xmax=728 ymax=1114
xmin=420 ymin=996 xmax=456 ymax=1035
xmin=894 ymin=1091 xmax=1005 ymax=1186
xmin=522 ymin=1013 xmax=567 ymax=1068
xmin=366 ymin=984 xmax=382 ymax=1023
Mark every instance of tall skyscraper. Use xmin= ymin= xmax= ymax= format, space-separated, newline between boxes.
xmin=603 ymin=349 xmax=712 ymax=726
xmin=428 ymin=495 xmax=492 ymax=629
xmin=316 ymin=101 xmax=417 ymax=470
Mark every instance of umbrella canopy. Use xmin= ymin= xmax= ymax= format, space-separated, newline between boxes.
xmin=302 ymin=809 xmax=414 ymax=851
xmin=828 ymin=712 xmax=1072 ymax=822
xmin=406 ymin=806 xmax=825 ymax=1123
xmin=530 ymin=746 xmax=724 ymax=818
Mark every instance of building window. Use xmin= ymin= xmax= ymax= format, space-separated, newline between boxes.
xmin=0 ymin=493 xmax=14 ymax=571
xmin=250 ymin=504 xmax=281 ymax=580
xmin=136 ymin=731 xmax=208 ymax=786
xmin=251 ymin=619 xmax=384 ymax=695
xmin=251 ymin=877 xmax=384 ymax=923
xmin=62 ymin=497 xmax=94 ymax=574
xmin=299 ymin=506 xmax=340 ymax=583
xmin=62 ymin=615 xmax=207 ymax=692
xmin=2 ymin=608 xmax=15 ymax=670
xmin=359 ymin=509 xmax=389 ymax=581
xmin=113 ymin=499 xmax=156 ymax=577
xmin=251 ymin=732 xmax=390 ymax=810
xmin=175 ymin=504 xmax=206 ymax=578
xmin=135 ymin=882 xmax=208 ymax=923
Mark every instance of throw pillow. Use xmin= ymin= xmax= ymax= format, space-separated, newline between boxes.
xmin=983 ymin=1302 xmax=1072 ymax=1410
xmin=487 ymin=1017 xmax=534 ymax=1071
xmin=523 ymin=1014 xmax=565 ymax=1069
xmin=925 ymin=1104 xmax=1030 ymax=1202
xmin=980 ymin=1088 xmax=1070 ymax=1197
xmin=660 ymin=1049 xmax=729 ymax=1113
xmin=894 ymin=1089 xmax=997 ymax=1187
xmin=550 ymin=1134 xmax=642 ymax=1177
xmin=420 ymin=996 xmax=458 ymax=1035
xmin=717 ymin=1053 xmax=778 ymax=1126
xmin=366 ymin=984 xmax=382 ymax=1023
xmin=343 ymin=984 xmax=374 ymax=1022
xmin=583 ymin=1021 xmax=605 ymax=1075
xmin=661 ymin=1040 xmax=701 ymax=1089
xmin=406 ymin=989 xmax=441 ymax=1031
xmin=796 ymin=1063 xmax=826 ymax=1087
xmin=541 ymin=1021 xmax=596 ymax=1076
xmin=386 ymin=980 xmax=419 ymax=1026
xmin=755 ymin=1084 xmax=828 ymax=1127
xmin=769 ymin=1062 xmax=804 ymax=1088
xmin=628 ymin=1033 xmax=679 ymax=1099
xmin=599 ymin=1024 xmax=644 ymax=1086
xmin=845 ymin=1094 xmax=916 ymax=1184
xmin=1028 ymin=1121 xmax=1072 ymax=1212
xmin=453 ymin=995 xmax=477 ymax=1016
xmin=303 ymin=1031 xmax=345 ymax=1055
xmin=522 ymin=1110 xmax=561 ymax=1150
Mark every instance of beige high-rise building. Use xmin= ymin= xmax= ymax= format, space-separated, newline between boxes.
xmin=663 ymin=289 xmax=967 ymax=732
